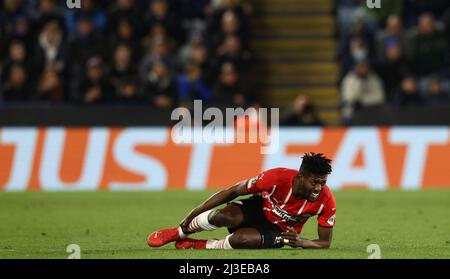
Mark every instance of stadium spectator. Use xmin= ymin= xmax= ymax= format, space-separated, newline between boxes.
xmin=337 ymin=0 xmax=365 ymax=38
xmin=0 ymin=14 xmax=34 ymax=60
xmin=214 ymin=62 xmax=247 ymax=107
xmin=35 ymin=0 xmax=66 ymax=35
xmin=177 ymin=30 xmax=206 ymax=70
xmin=421 ymin=75 xmax=450 ymax=105
xmin=375 ymin=15 xmax=408 ymax=65
xmin=1 ymin=40 xmax=31 ymax=84
xmin=379 ymin=38 xmax=411 ymax=101
xmin=176 ymin=61 xmax=213 ymax=106
xmin=139 ymin=38 xmax=175 ymax=85
xmin=209 ymin=10 xmax=248 ymax=54
xmin=77 ymin=56 xmax=114 ymax=105
xmin=281 ymin=95 xmax=323 ymax=127
xmin=340 ymin=21 xmax=375 ymax=76
xmin=207 ymin=0 xmax=250 ymax=46
xmin=108 ymin=0 xmax=143 ymax=39
xmin=403 ymin=0 xmax=450 ymax=28
xmin=341 ymin=61 xmax=385 ymax=123
xmin=115 ymin=76 xmax=142 ymax=104
xmin=1 ymin=64 xmax=30 ymax=102
xmin=67 ymin=16 xmax=104 ymax=98
xmin=34 ymin=21 xmax=67 ymax=76
xmin=144 ymin=0 xmax=181 ymax=44
xmin=36 ymin=66 xmax=65 ymax=102
xmin=141 ymin=23 xmax=177 ymax=58
xmin=411 ymin=13 xmax=448 ymax=77
xmin=364 ymin=0 xmax=402 ymax=28
xmin=189 ymin=43 xmax=211 ymax=83
xmin=108 ymin=18 xmax=141 ymax=62
xmin=0 ymin=0 xmax=27 ymax=41
xmin=211 ymin=35 xmax=246 ymax=78
xmin=393 ymin=76 xmax=422 ymax=106
xmin=65 ymin=0 xmax=107 ymax=35
xmin=143 ymin=59 xmax=177 ymax=110
xmin=109 ymin=43 xmax=136 ymax=89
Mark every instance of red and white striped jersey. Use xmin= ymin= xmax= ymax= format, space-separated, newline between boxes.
xmin=246 ymin=168 xmax=336 ymax=233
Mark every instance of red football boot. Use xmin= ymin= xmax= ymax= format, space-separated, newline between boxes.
xmin=147 ymin=227 xmax=182 ymax=247
xmin=175 ymin=238 xmax=207 ymax=250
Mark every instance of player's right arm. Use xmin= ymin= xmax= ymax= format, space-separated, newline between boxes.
xmin=179 ymin=180 xmax=250 ymax=233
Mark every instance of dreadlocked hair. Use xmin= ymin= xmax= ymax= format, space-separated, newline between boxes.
xmin=300 ymin=153 xmax=332 ymax=176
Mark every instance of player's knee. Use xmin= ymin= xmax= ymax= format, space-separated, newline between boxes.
xmin=209 ymin=209 xmax=239 ymax=228
xmin=229 ymin=233 xmax=261 ymax=249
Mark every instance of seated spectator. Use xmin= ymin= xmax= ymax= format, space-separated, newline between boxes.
xmin=141 ymin=23 xmax=177 ymax=56
xmin=375 ymin=15 xmax=408 ymax=65
xmin=1 ymin=40 xmax=32 ymax=84
xmin=1 ymin=64 xmax=30 ymax=102
xmin=403 ymin=0 xmax=450 ymax=28
xmin=340 ymin=30 xmax=375 ymax=76
xmin=208 ymin=0 xmax=250 ymax=46
xmin=36 ymin=66 xmax=65 ymax=102
xmin=144 ymin=0 xmax=181 ymax=44
xmin=115 ymin=76 xmax=142 ymax=104
xmin=67 ymin=16 xmax=104 ymax=96
xmin=77 ymin=57 xmax=114 ymax=104
xmin=176 ymin=61 xmax=213 ymax=106
xmin=341 ymin=61 xmax=385 ymax=123
xmin=420 ymin=75 xmax=450 ymax=105
xmin=393 ymin=76 xmax=422 ymax=106
xmin=190 ymin=43 xmax=211 ymax=83
xmin=109 ymin=18 xmax=141 ymax=62
xmin=364 ymin=0 xmax=402 ymax=28
xmin=139 ymin=38 xmax=175 ymax=84
xmin=379 ymin=38 xmax=411 ymax=101
xmin=0 ymin=0 xmax=27 ymax=42
xmin=65 ymin=0 xmax=107 ymax=35
xmin=337 ymin=0 xmax=365 ymax=39
xmin=411 ymin=13 xmax=448 ymax=77
xmin=108 ymin=0 xmax=143 ymax=39
xmin=34 ymin=21 xmax=67 ymax=76
xmin=178 ymin=29 xmax=206 ymax=68
xmin=209 ymin=10 xmax=249 ymax=53
xmin=214 ymin=62 xmax=247 ymax=107
xmin=281 ymin=95 xmax=323 ymax=127
xmin=211 ymin=35 xmax=245 ymax=77
xmin=109 ymin=43 xmax=136 ymax=89
xmin=35 ymin=0 xmax=66 ymax=34
xmin=143 ymin=59 xmax=177 ymax=110
xmin=0 ymin=14 xmax=34 ymax=60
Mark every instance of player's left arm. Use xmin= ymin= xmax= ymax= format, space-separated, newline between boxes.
xmin=281 ymin=226 xmax=332 ymax=249
xmin=282 ymin=191 xmax=336 ymax=249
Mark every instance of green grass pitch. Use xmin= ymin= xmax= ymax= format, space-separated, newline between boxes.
xmin=0 ymin=190 xmax=449 ymax=259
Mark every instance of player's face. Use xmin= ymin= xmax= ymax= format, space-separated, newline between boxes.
xmin=297 ymin=174 xmax=327 ymax=201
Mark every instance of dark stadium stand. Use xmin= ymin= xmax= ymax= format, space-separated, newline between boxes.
xmin=1 ymin=0 xmax=450 ymax=126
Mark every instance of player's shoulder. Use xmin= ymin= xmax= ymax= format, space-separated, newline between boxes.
xmin=263 ymin=167 xmax=298 ymax=175
xmin=262 ymin=168 xmax=298 ymax=179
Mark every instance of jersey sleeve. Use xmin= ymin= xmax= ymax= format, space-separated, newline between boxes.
xmin=246 ymin=169 xmax=278 ymax=194
xmin=317 ymin=192 xmax=336 ymax=228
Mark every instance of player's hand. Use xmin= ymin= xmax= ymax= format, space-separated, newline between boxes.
xmin=179 ymin=211 xmax=197 ymax=234
xmin=280 ymin=227 xmax=303 ymax=248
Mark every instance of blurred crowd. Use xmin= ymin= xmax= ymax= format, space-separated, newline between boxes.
xmin=338 ymin=0 xmax=450 ymax=123
xmin=0 ymin=0 xmax=255 ymax=109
